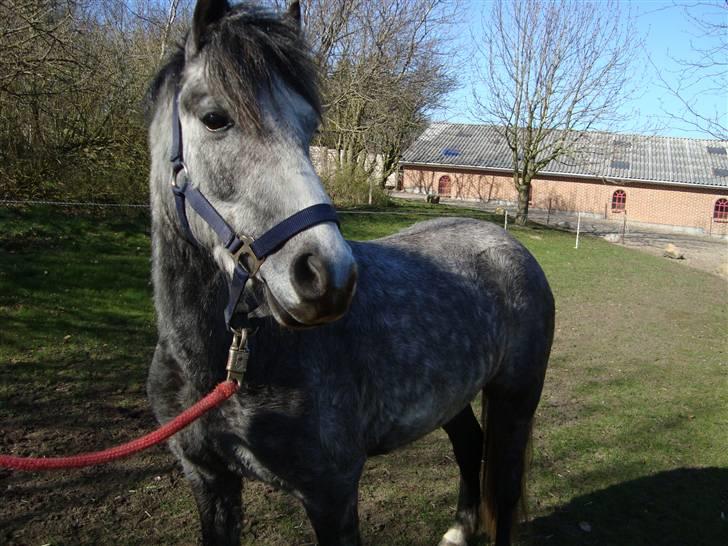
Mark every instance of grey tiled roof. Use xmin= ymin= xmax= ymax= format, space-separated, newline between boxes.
xmin=400 ymin=123 xmax=728 ymax=189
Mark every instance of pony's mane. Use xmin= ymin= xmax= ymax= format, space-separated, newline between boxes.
xmin=146 ymin=3 xmax=321 ymax=129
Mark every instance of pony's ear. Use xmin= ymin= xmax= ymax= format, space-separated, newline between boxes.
xmin=285 ymin=1 xmax=301 ymax=30
xmin=189 ymin=0 xmax=229 ymax=55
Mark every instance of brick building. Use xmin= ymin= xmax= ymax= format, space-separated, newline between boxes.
xmin=399 ymin=124 xmax=728 ymax=237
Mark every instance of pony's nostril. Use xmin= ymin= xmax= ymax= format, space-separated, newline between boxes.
xmin=292 ymin=253 xmax=328 ymax=301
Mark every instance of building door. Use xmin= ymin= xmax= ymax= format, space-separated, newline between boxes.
xmin=438 ymin=175 xmax=451 ymax=196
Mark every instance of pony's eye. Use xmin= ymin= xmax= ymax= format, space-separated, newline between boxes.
xmin=201 ymin=112 xmax=232 ymax=132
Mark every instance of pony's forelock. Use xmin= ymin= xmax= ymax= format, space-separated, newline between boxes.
xmin=146 ymin=3 xmax=321 ymax=131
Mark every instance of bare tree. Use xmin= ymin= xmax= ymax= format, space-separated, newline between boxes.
xmin=472 ymin=0 xmax=642 ymax=225
xmin=268 ymin=0 xmax=458 ymax=203
xmin=0 ymin=0 xmax=455 ymax=204
xmin=655 ymin=1 xmax=727 ymax=139
xmin=0 ymin=0 xmax=191 ymax=201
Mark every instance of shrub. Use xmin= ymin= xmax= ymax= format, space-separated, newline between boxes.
xmin=321 ymin=163 xmax=390 ymax=207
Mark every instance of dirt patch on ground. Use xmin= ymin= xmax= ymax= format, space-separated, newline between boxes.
xmin=619 ymin=231 xmax=728 ymax=277
xmin=555 ymin=219 xmax=728 ymax=278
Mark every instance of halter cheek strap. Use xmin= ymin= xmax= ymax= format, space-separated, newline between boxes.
xmin=169 ymin=90 xmax=339 ymax=331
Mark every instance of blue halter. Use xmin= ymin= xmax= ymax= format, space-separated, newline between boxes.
xmin=169 ymin=90 xmax=339 ymax=332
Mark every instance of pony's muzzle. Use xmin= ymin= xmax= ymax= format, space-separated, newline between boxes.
xmin=289 ymin=250 xmax=357 ymax=324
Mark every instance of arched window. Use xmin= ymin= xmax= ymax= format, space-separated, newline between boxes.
xmin=714 ymin=198 xmax=728 ymax=222
xmin=438 ymin=175 xmax=451 ymax=196
xmin=612 ymin=190 xmax=626 ymax=212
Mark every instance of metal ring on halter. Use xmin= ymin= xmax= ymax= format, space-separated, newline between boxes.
xmin=231 ymin=234 xmax=264 ymax=277
xmin=171 ymin=163 xmax=189 ymax=187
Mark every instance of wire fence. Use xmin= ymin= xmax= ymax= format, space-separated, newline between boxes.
xmin=0 ymin=198 xmax=499 ymax=218
xmin=0 ymin=199 xmax=150 ymax=209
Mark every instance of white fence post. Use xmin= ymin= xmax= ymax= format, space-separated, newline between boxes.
xmin=575 ymin=212 xmax=582 ymax=249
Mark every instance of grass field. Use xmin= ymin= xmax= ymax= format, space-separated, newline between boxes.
xmin=1 ymin=202 xmax=726 ymax=545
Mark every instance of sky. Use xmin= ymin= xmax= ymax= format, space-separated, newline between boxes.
xmin=432 ymin=0 xmax=727 ymax=139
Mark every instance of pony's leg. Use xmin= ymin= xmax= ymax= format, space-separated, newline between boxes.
xmin=481 ymin=386 xmax=541 ymax=546
xmin=182 ymin=459 xmax=243 ymax=546
xmin=439 ymin=404 xmax=484 ymax=546
xmin=302 ymin=483 xmax=362 ymax=546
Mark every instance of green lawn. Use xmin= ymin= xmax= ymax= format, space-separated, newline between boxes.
xmin=0 ymin=203 xmax=726 ymax=545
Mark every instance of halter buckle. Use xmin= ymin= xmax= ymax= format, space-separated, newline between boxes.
xmin=231 ymin=235 xmax=263 ymax=276
xmin=170 ymin=163 xmax=189 ymax=188
xmin=225 ymin=329 xmax=250 ymax=384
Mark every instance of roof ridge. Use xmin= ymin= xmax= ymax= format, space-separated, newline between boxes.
xmin=424 ymin=121 xmax=728 ymax=144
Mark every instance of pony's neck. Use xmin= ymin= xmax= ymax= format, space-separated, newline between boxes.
xmin=151 ymin=213 xmax=231 ymax=386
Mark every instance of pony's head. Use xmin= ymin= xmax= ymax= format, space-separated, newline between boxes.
xmin=148 ymin=0 xmax=357 ymax=328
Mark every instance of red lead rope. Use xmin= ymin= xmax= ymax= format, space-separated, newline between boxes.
xmin=0 ymin=380 xmax=239 ymax=471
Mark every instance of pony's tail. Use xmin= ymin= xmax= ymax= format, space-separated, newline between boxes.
xmin=479 ymin=389 xmax=532 ymax=542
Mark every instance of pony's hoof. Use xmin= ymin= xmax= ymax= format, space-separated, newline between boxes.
xmin=438 ymin=527 xmax=468 ymax=546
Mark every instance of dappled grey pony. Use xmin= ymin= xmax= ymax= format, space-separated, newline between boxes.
xmin=145 ymin=1 xmax=554 ymax=545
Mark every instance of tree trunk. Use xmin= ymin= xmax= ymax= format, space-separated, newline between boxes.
xmin=160 ymin=0 xmax=181 ymax=61
xmin=515 ymin=178 xmax=530 ymax=226
xmin=378 ymin=149 xmax=398 ymax=188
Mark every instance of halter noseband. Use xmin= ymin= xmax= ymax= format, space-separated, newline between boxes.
xmin=169 ymin=90 xmax=339 ymax=333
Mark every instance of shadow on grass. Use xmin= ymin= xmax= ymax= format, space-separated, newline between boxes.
xmin=0 ymin=456 xmax=178 ymax=544
xmin=527 ymin=467 xmax=728 ymax=545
